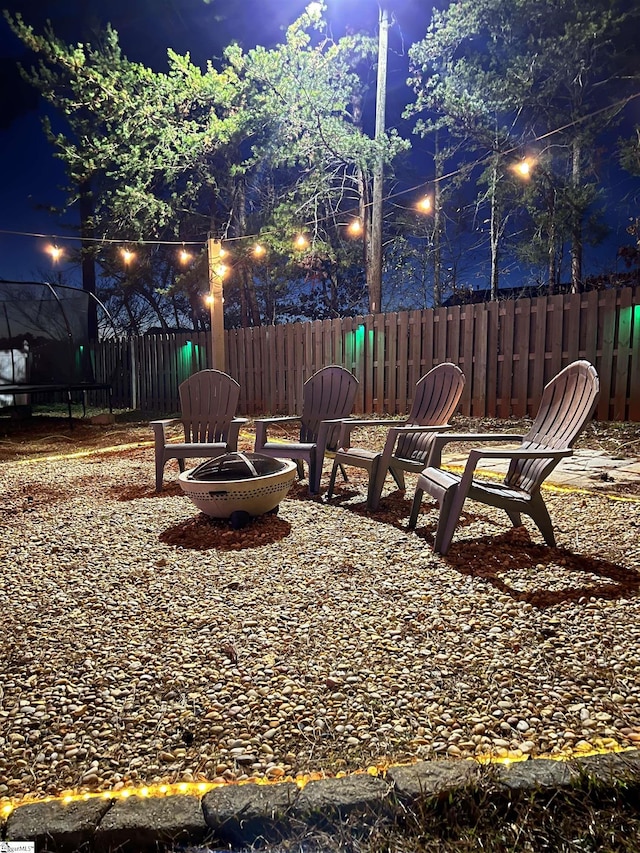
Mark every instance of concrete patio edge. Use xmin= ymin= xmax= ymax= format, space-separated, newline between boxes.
xmin=3 ymin=750 xmax=640 ymax=852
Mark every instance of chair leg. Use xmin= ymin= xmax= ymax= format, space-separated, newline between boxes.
xmin=527 ymin=492 xmax=556 ymax=547
xmin=339 ymin=463 xmax=348 ymax=483
xmin=308 ymin=453 xmax=320 ymax=495
xmin=178 ymin=459 xmax=185 ymax=473
xmin=367 ymin=454 xmax=385 ymax=512
xmin=433 ymin=486 xmax=461 ymax=555
xmin=390 ymin=466 xmax=405 ymax=490
xmin=155 ymin=454 xmax=166 ymax=492
xmin=327 ymin=458 xmax=340 ymax=500
xmin=366 ymin=456 xmax=382 ymax=511
xmin=506 ymin=510 xmax=523 ymax=528
xmin=408 ymin=486 xmax=424 ymax=529
xmin=296 ymin=460 xmax=305 ymax=481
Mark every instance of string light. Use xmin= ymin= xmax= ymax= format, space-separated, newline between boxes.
xmin=47 ymin=244 xmax=62 ymax=262
xmin=121 ymin=248 xmax=135 ymax=265
xmin=347 ymin=219 xmax=363 ymax=236
xmin=2 ymin=93 xmax=638 ymax=267
xmin=417 ymin=195 xmax=432 ymax=213
xmin=513 ymin=158 xmax=533 ymax=178
xmin=294 ymin=234 xmax=308 ymax=250
xmin=179 ymin=247 xmax=192 ymax=264
xmin=1 ymin=740 xmax=635 ymax=822
xmin=253 ymin=243 xmax=266 ymax=257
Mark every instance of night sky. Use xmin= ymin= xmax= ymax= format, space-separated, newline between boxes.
xmin=0 ymin=1 xmax=636 ymax=287
xmin=0 ymin=0 xmax=434 ymax=283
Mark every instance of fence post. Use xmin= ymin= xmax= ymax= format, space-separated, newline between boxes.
xmin=207 ymin=238 xmax=225 ymax=371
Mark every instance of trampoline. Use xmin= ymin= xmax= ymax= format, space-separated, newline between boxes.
xmin=0 ymin=280 xmax=114 ymax=421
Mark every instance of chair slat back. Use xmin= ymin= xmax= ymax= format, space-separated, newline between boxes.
xmin=396 ymin=363 xmax=465 ymax=462
xmin=179 ymin=370 xmax=240 ymax=443
xmin=506 ymin=360 xmax=599 ymax=493
xmin=300 ymin=366 xmax=358 ymax=447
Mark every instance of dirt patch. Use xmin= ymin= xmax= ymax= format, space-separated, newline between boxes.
xmin=0 ymin=413 xmax=638 ymax=463
xmin=159 ymin=510 xmax=292 ymax=551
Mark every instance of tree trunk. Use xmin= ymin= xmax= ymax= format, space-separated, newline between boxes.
xmin=79 ymin=180 xmax=98 ymax=339
xmin=235 ymin=179 xmax=262 ymax=326
xmin=238 ymin=267 xmax=261 ymax=327
xmin=357 ymin=165 xmax=371 ymax=284
xmin=547 ymin=200 xmax=557 ymax=295
xmin=489 ymin=158 xmax=500 ymax=301
xmin=433 ymin=130 xmax=443 ymax=308
xmin=122 ymin=294 xmax=139 ymax=336
xmin=352 ymin=93 xmax=371 ymax=300
xmin=570 ymin=139 xmax=582 ymax=294
xmin=369 ymin=5 xmax=389 ymax=315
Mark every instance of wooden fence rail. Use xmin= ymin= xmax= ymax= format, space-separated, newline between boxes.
xmin=93 ymin=286 xmax=640 ymax=422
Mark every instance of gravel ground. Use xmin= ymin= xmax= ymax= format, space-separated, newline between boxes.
xmin=0 ymin=416 xmax=639 ymax=807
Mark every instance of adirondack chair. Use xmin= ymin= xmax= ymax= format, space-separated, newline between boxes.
xmin=408 ymin=360 xmax=600 ymax=554
xmin=326 ymin=363 xmax=465 ymax=510
xmin=253 ymin=365 xmax=359 ymax=495
xmin=151 ymin=369 xmax=247 ymax=491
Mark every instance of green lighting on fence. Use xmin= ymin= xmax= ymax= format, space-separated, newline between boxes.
xmin=74 ymin=344 xmax=86 ymax=374
xmin=630 ymin=306 xmax=640 ymax=353
xmin=178 ymin=341 xmax=195 ymax=382
xmin=354 ymin=324 xmax=365 ymax=360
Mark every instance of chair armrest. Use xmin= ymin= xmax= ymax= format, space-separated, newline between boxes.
xmin=458 ymin=446 xmax=573 ymax=493
xmin=460 ymin=448 xmax=573 ymax=495
xmin=227 ymin=418 xmax=249 ymax=451
xmin=428 ymin=432 xmax=524 ymax=467
xmin=317 ymin=418 xmax=354 ymax=454
xmin=254 ymin=415 xmax=301 ymax=449
xmin=379 ymin=424 xmax=453 ymax=467
xmin=337 ymin=417 xmax=406 ymax=449
xmin=150 ymin=418 xmax=181 ymax=442
xmin=466 ymin=447 xmax=572 ymax=462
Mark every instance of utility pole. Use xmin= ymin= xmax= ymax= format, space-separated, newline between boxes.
xmin=207 ymin=237 xmax=225 ymax=371
xmin=369 ymin=3 xmax=389 ymax=315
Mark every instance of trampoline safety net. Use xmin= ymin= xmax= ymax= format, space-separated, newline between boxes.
xmin=0 ymin=281 xmax=100 ymax=389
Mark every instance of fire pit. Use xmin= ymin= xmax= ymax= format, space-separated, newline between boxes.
xmin=179 ymin=452 xmax=297 ymax=528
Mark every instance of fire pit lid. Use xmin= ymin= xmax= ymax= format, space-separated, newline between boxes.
xmin=186 ymin=452 xmax=289 ymax=482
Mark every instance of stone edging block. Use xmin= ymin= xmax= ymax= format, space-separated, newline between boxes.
xmin=94 ymin=794 xmax=209 ymax=852
xmin=5 ymin=797 xmax=112 ymax=850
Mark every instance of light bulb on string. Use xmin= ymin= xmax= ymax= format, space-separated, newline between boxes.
xmin=512 ymin=158 xmax=534 ymax=178
xmin=347 ymin=219 xmax=363 ymax=237
xmin=179 ymin=246 xmax=192 ymax=264
xmin=253 ymin=243 xmax=266 ymax=258
xmin=121 ymin=247 xmax=135 ymax=265
xmin=294 ymin=234 xmax=308 ymax=250
xmin=417 ymin=195 xmax=432 ymax=213
xmin=47 ymin=244 xmax=62 ymax=262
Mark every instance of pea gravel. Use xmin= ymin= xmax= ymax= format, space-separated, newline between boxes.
xmin=1 ymin=438 xmax=639 ymax=807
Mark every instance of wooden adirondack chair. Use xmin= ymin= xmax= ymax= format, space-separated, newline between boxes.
xmin=253 ymin=365 xmax=358 ymax=495
xmin=151 ymin=369 xmax=247 ymax=491
xmin=326 ymin=363 xmax=465 ymax=510
xmin=408 ymin=360 xmax=600 ymax=554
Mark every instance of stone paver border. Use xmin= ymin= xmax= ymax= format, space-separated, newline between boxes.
xmin=2 ymin=751 xmax=640 ymax=852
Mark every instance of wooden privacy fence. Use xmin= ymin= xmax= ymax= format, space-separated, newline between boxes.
xmin=94 ymin=286 xmax=640 ymax=422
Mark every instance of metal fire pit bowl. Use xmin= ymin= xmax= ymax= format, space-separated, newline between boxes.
xmin=179 ymin=452 xmax=297 ymax=528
